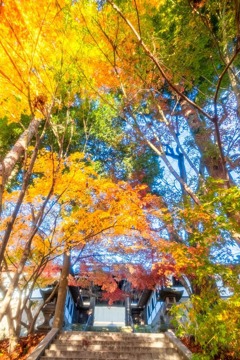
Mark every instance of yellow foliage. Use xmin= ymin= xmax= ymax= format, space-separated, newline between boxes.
xmin=0 ymin=0 xmax=110 ymax=122
xmin=2 ymin=150 xmax=157 ymax=277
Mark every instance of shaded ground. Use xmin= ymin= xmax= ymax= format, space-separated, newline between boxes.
xmin=0 ymin=334 xmax=45 ymax=360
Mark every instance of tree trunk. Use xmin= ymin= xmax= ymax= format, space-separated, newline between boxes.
xmin=0 ymin=125 xmax=43 ymax=268
xmin=0 ymin=217 xmax=47 ymax=322
xmin=0 ymin=118 xmax=41 ymax=187
xmin=52 ymin=251 xmax=71 ymax=329
xmin=0 ymin=241 xmax=33 ymax=322
xmin=181 ymin=101 xmax=228 ymax=181
xmin=6 ymin=307 xmax=18 ymax=353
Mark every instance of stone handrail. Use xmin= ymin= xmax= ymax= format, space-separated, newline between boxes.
xmin=27 ymin=328 xmax=59 ymax=360
xmin=165 ymin=330 xmax=192 ymax=360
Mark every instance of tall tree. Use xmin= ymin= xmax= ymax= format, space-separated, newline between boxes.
xmin=70 ymin=0 xmax=240 ymax=298
xmin=77 ymin=0 xmax=240 ymax=226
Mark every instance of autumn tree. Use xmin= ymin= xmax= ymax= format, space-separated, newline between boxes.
xmin=0 ymin=143 xmax=159 ymax=343
xmin=76 ymin=0 xmax=240 ymax=257
xmin=74 ymin=1 xmax=240 ymax=356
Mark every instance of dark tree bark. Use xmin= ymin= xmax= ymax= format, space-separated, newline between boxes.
xmin=52 ymin=251 xmax=71 ymax=329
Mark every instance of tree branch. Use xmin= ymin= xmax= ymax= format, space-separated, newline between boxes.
xmin=107 ymin=0 xmax=213 ymax=121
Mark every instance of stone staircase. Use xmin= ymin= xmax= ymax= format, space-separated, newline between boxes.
xmin=39 ymin=331 xmax=188 ymax=360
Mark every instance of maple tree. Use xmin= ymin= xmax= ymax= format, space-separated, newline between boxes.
xmin=0 ymin=145 xmax=159 ymax=345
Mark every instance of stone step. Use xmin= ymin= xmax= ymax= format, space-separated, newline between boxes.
xmin=38 ymin=331 xmax=185 ymax=360
xmin=55 ymin=338 xmax=170 ymax=345
xmin=41 ymin=357 xmax=180 ymax=360
xmin=50 ymin=342 xmax=172 ymax=351
xmin=41 ymin=349 xmax=180 ymax=360
xmin=45 ymin=347 xmax=172 ymax=357
xmin=60 ymin=331 xmax=166 ymax=336
xmin=58 ymin=332 xmax=166 ymax=341
xmin=45 ymin=348 xmax=178 ymax=357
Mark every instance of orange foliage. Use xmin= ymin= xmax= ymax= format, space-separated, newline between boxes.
xmin=0 ymin=0 xmax=115 ymax=122
xmin=2 ymin=149 xmax=159 ymax=289
xmin=0 ymin=0 xmax=168 ymax=124
xmin=0 ymin=334 xmax=45 ymax=360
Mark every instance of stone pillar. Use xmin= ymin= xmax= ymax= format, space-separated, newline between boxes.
xmin=89 ymin=296 xmax=95 ymax=326
xmin=37 ymin=286 xmax=57 ymax=333
xmin=125 ymin=296 xmax=131 ymax=326
xmin=37 ymin=303 xmax=56 ymax=332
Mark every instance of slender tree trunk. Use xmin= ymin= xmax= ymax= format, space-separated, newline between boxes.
xmin=0 ymin=190 xmax=54 ymax=322
xmin=0 ymin=238 xmax=34 ymax=322
xmin=0 ymin=128 xmax=42 ymax=268
xmin=0 ymin=118 xmax=41 ymax=187
xmin=14 ymin=290 xmax=24 ymax=338
xmin=6 ymin=307 xmax=18 ymax=353
xmin=52 ymin=251 xmax=71 ymax=329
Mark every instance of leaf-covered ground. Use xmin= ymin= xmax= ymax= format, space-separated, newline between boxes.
xmin=181 ymin=337 xmax=238 ymax=360
xmin=0 ymin=334 xmax=45 ymax=360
